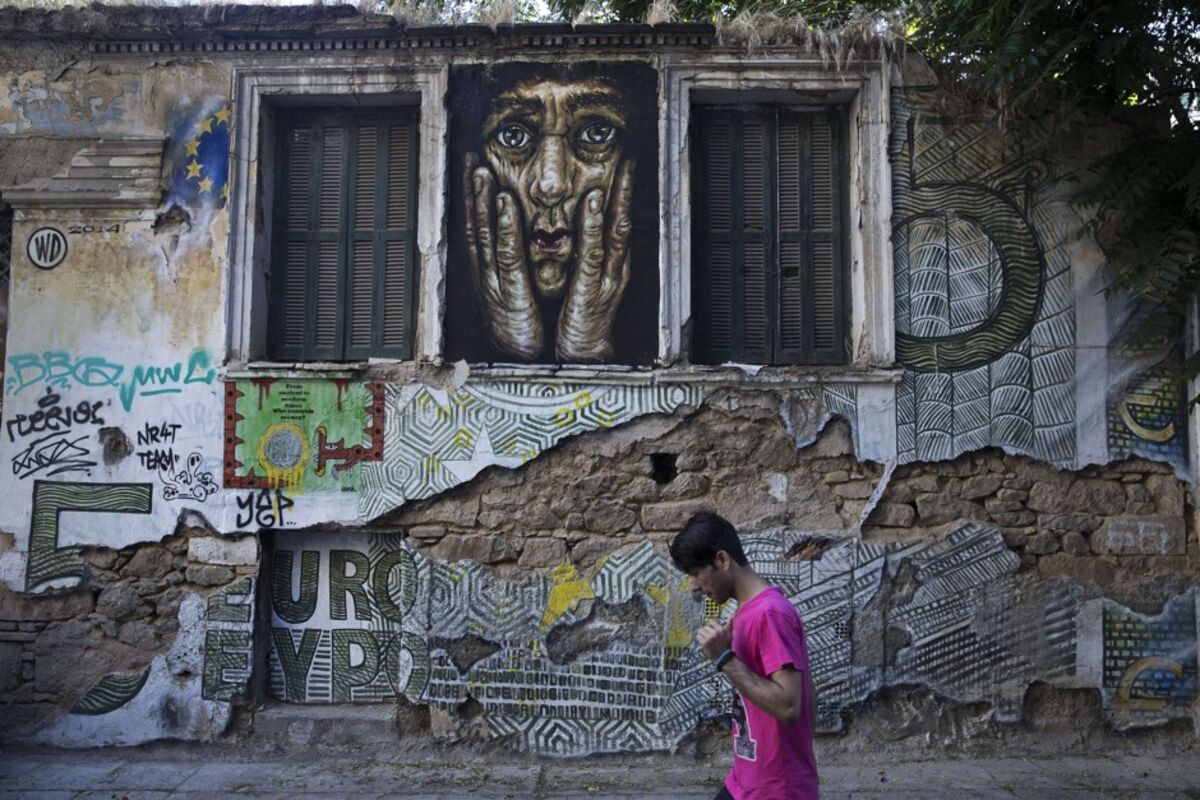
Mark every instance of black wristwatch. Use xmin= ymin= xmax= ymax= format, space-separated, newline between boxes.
xmin=714 ymin=648 xmax=735 ymax=672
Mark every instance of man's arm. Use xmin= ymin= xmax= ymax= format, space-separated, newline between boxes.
xmin=720 ymin=659 xmax=806 ymax=725
xmin=696 ymin=619 xmax=809 ymax=725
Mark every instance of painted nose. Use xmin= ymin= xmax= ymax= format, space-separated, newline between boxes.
xmin=529 ymin=135 xmax=570 ymax=207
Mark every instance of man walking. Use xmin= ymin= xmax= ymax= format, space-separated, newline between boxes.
xmin=670 ymin=512 xmax=819 ymax=800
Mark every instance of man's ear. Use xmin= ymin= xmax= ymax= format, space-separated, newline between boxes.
xmin=713 ymin=550 xmax=731 ymax=571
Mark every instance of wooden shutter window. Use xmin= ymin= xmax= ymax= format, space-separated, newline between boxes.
xmin=691 ymin=105 xmax=846 ymax=366
xmin=269 ymin=108 xmax=419 ymax=361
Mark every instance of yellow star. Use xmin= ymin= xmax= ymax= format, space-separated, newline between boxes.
xmin=198 ymin=177 xmax=213 ymax=194
xmin=185 ymin=139 xmax=200 ymax=157
xmin=214 ymin=106 xmax=231 ymax=125
xmin=186 ymin=160 xmax=202 ymax=179
xmin=198 ymin=116 xmax=213 ymax=135
xmin=220 ymin=184 xmax=229 ymax=200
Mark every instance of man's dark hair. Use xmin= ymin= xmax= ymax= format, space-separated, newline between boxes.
xmin=669 ymin=511 xmax=748 ymax=571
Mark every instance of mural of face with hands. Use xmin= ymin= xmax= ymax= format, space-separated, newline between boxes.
xmin=463 ymin=76 xmax=635 ymax=363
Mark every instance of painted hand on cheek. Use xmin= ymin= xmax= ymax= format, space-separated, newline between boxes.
xmin=463 ymin=151 xmax=544 ymax=360
xmin=556 ymin=158 xmax=634 ymax=363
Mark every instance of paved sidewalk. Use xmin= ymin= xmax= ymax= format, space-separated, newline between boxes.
xmin=1 ymin=749 xmax=1199 ymax=798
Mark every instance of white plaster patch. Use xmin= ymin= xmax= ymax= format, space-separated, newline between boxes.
xmin=766 ymin=472 xmax=788 ymax=502
xmin=1094 ymin=517 xmax=1186 ymax=556
xmin=34 ymin=594 xmax=232 ymax=747
xmin=187 ymin=535 xmax=258 ymax=566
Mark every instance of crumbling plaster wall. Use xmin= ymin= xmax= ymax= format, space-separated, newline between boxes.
xmin=0 ymin=26 xmax=1195 ymax=754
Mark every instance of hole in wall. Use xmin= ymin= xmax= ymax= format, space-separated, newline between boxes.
xmin=649 ymin=453 xmax=677 ymax=485
xmin=457 ymin=694 xmax=483 ymax=720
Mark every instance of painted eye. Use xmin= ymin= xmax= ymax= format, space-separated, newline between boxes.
xmin=579 ymin=121 xmax=617 ymax=146
xmin=496 ymin=124 xmax=532 ymax=149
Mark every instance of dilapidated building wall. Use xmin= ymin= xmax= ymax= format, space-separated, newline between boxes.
xmin=0 ymin=5 xmax=1196 ymax=757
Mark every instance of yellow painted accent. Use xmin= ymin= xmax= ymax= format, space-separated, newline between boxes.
xmin=540 ymin=563 xmax=595 ymax=630
xmin=186 ymin=160 xmax=202 ymax=179
xmin=666 ymin=603 xmax=693 ymax=650
xmin=221 ymin=184 xmax=229 ymax=200
xmin=452 ymin=428 xmax=474 ymax=448
xmin=645 ymin=584 xmax=669 ymax=607
xmin=574 ymin=391 xmax=593 ymax=409
xmin=185 ymin=139 xmax=200 ymax=157
xmin=1116 ymin=656 xmax=1182 ymax=710
xmin=423 ymin=454 xmax=441 ymax=473
xmin=214 ymin=106 xmax=232 ymax=125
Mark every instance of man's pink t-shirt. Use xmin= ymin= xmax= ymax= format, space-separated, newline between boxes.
xmin=725 ymin=586 xmax=818 ymax=800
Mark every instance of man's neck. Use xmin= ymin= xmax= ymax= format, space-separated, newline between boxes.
xmin=731 ymin=567 xmax=772 ymax=606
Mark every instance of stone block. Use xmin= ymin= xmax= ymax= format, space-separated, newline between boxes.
xmin=907 ymin=475 xmax=940 ymax=494
xmin=1091 ymin=516 xmax=1185 ymax=556
xmin=1144 ymin=474 xmax=1185 ymax=517
xmin=984 ymin=498 xmax=1023 ymax=514
xmin=640 ymin=501 xmax=708 ymax=531
xmin=518 ymin=538 xmax=568 ymax=569
xmin=753 ymin=435 xmax=798 ymax=471
xmin=624 ymin=476 xmax=660 ymax=503
xmin=1061 ymin=531 xmax=1091 ymax=556
xmin=823 ymin=470 xmax=850 ymax=484
xmin=409 ymin=525 xmax=448 ymax=543
xmin=187 ymin=536 xmax=259 ymax=566
xmin=0 ymin=584 xmax=94 ymax=622
xmin=869 ymin=502 xmax=915 ymax=528
xmin=1026 ymin=475 xmax=1073 ymax=512
xmin=961 ymin=475 xmax=1002 ymax=500
xmin=184 ymin=564 xmax=235 ymax=586
xmin=583 ymin=499 xmax=637 ymax=533
xmin=1063 ymin=479 xmax=1126 ymax=515
xmin=833 ymin=480 xmax=874 ymax=500
xmin=95 ymin=583 xmax=152 ymax=621
xmin=660 ymin=473 xmax=710 ymax=501
xmin=122 ymin=546 xmax=174 ymax=579
xmin=1039 ymin=514 xmax=1102 ymax=534
xmin=988 ymin=513 xmax=1036 ymax=532
xmin=429 ymin=534 xmax=517 ymax=564
xmin=914 ymin=495 xmax=985 ymax=526
xmin=0 ymin=643 xmax=22 ymax=691
xmin=1026 ymin=532 xmax=1060 ymax=555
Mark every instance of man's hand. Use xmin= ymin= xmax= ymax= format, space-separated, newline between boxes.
xmin=696 ymin=618 xmax=732 ymax=662
xmin=463 ymin=153 xmax=543 ymax=359
xmin=556 ymin=158 xmax=634 ymax=362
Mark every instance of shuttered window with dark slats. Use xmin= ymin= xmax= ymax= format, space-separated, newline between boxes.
xmin=692 ymin=106 xmax=847 ymax=365
xmin=269 ymin=108 xmax=419 ymax=361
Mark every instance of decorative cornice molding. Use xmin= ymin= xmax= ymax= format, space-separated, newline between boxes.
xmin=1 ymin=137 xmax=164 ymax=210
xmin=86 ymin=25 xmax=718 ymax=55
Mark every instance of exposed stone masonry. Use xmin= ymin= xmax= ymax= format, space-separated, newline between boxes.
xmin=0 ymin=527 xmax=257 ymax=735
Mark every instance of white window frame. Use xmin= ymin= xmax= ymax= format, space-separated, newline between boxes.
xmin=225 ymin=64 xmax=448 ymax=369
xmin=660 ymin=56 xmax=895 ymax=370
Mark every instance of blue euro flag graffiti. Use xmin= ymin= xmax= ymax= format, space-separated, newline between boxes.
xmin=168 ymin=103 xmax=231 ymax=209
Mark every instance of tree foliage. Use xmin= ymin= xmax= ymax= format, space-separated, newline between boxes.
xmin=547 ymin=0 xmax=1200 ymax=360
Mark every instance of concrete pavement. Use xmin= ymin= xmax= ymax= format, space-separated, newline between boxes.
xmin=2 ymin=748 xmax=1200 ymax=799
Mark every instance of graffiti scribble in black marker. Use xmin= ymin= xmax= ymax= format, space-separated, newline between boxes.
xmin=12 ymin=433 xmax=97 ymax=479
